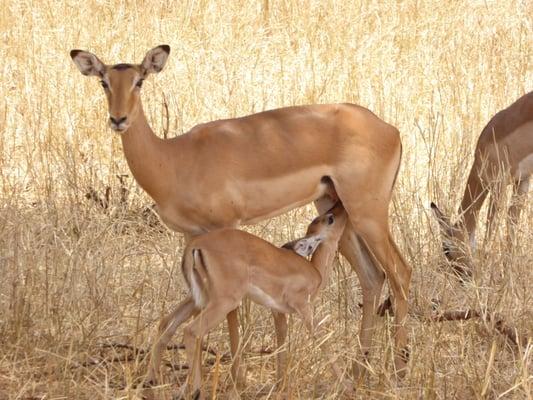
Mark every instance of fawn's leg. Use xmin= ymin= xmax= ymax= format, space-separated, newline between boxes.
xmin=183 ymin=300 xmax=239 ymax=399
xmin=145 ymin=296 xmax=197 ymax=387
xmin=272 ymin=311 xmax=288 ymax=384
xmin=292 ymin=299 xmax=353 ymax=393
xmin=227 ymin=308 xmax=244 ymax=398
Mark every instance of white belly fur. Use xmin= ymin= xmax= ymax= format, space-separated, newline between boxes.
xmin=248 ymin=285 xmax=291 ymax=314
xmin=242 ymin=166 xmax=333 ymax=224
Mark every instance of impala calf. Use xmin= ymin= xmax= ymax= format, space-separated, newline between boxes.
xmin=144 ymin=186 xmax=339 ymax=396
xmin=152 ymin=203 xmax=351 ymax=399
xmin=432 ymin=91 xmax=533 ymax=279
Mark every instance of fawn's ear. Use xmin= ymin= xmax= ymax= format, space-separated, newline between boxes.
xmin=70 ymin=50 xmax=106 ymax=77
xmin=141 ymin=45 xmax=170 ymax=75
xmin=430 ymin=202 xmax=453 ymax=235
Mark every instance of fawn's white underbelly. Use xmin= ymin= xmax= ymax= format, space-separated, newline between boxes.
xmin=248 ymin=284 xmax=291 ymax=314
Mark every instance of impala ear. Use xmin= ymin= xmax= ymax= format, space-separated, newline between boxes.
xmin=70 ymin=49 xmax=106 ymax=77
xmin=430 ymin=202 xmax=453 ymax=235
xmin=141 ymin=45 xmax=170 ymax=75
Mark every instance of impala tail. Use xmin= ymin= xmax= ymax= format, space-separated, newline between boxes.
xmin=181 ymin=248 xmax=209 ymax=308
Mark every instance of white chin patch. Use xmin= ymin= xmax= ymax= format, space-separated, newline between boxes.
xmin=111 ymin=126 xmax=127 ymax=133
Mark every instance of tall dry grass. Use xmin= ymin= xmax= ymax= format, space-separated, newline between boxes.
xmin=0 ymin=0 xmax=531 ymax=399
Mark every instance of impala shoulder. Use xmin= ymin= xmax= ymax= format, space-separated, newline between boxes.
xmin=186 ymin=119 xmax=241 ymax=142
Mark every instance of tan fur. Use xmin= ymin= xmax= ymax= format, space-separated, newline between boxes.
xmin=433 ymin=91 xmax=533 ymax=276
xmin=70 ymin=46 xmax=412 ymax=389
xmin=175 ymin=205 xmax=351 ymax=398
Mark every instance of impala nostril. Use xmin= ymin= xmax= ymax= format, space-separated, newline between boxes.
xmin=110 ymin=116 xmax=127 ymax=125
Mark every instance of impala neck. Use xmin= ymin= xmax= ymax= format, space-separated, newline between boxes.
xmin=120 ymin=102 xmax=170 ymax=204
xmin=457 ymin=162 xmax=488 ymax=236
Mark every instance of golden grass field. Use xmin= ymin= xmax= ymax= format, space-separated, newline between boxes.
xmin=1 ymin=0 xmax=532 ymax=398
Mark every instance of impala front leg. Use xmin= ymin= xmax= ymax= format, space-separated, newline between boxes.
xmin=227 ymin=308 xmax=244 ymax=398
xmin=507 ymin=176 xmax=530 ymax=246
xmin=485 ymin=179 xmax=505 ymax=243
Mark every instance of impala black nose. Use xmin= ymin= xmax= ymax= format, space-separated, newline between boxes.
xmin=110 ymin=116 xmax=127 ymax=125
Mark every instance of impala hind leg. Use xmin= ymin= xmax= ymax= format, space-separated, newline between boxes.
xmin=339 ymin=225 xmax=385 ymax=378
xmin=351 ymin=220 xmax=411 ymax=376
xmin=145 ymin=296 xmax=197 ymax=393
xmin=315 ymin=196 xmax=387 ymax=378
xmin=183 ymin=300 xmax=239 ymax=400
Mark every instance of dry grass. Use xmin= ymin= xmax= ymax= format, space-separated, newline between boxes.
xmin=1 ymin=0 xmax=532 ymax=399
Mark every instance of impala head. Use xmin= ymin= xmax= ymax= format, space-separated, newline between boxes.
xmin=430 ymin=202 xmax=473 ymax=280
xmin=70 ymin=45 xmax=170 ymax=133
xmin=283 ymin=202 xmax=346 ymax=257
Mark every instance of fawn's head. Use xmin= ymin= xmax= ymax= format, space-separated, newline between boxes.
xmin=283 ymin=202 xmax=346 ymax=257
xmin=70 ymin=45 xmax=170 ymax=133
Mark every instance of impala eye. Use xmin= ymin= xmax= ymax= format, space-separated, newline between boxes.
xmin=100 ymin=80 xmax=109 ymax=89
xmin=136 ymin=79 xmax=144 ymax=88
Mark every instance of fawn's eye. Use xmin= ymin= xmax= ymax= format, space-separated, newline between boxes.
xmin=135 ymin=79 xmax=144 ymax=88
xmin=100 ymin=80 xmax=109 ymax=89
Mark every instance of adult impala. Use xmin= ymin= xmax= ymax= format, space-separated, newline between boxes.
xmin=158 ymin=203 xmax=351 ymax=399
xmin=70 ymin=45 xmax=412 ymax=379
xmin=432 ymin=91 xmax=533 ymax=278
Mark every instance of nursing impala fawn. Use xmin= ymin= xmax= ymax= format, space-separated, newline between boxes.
xmin=432 ymin=91 xmax=532 ymax=279
xmin=159 ymin=203 xmax=351 ymax=399
xmin=70 ymin=45 xmax=411 ymax=381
